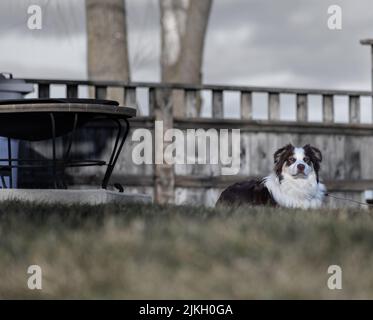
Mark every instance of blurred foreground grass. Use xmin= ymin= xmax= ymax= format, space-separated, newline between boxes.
xmin=1 ymin=201 xmax=373 ymax=299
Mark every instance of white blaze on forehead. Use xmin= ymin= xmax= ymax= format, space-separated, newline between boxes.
xmin=293 ymin=147 xmax=305 ymax=160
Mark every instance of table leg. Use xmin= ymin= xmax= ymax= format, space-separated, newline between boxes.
xmin=49 ymin=113 xmax=58 ymax=189
xmin=1 ymin=175 xmax=6 ymax=188
xmin=7 ymin=137 xmax=12 ymax=188
xmin=61 ymin=113 xmax=79 ymax=188
xmin=101 ymin=118 xmax=130 ymax=189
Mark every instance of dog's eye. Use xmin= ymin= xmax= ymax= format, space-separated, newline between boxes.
xmin=303 ymin=157 xmax=310 ymax=163
xmin=288 ymin=157 xmax=296 ymax=163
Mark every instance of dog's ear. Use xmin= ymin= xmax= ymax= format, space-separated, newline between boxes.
xmin=303 ymin=144 xmax=322 ymax=162
xmin=273 ymin=144 xmax=294 ymax=164
xmin=273 ymin=144 xmax=294 ymax=182
xmin=303 ymin=144 xmax=322 ymax=183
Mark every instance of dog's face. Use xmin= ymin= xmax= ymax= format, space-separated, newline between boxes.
xmin=273 ymin=144 xmax=322 ymax=182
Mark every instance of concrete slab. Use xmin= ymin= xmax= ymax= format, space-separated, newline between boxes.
xmin=0 ymin=189 xmax=152 ymax=205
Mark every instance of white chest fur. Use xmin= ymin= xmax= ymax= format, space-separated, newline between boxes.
xmin=264 ymin=172 xmax=326 ymax=209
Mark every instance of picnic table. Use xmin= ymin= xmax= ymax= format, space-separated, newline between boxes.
xmin=0 ymin=98 xmax=136 ymax=189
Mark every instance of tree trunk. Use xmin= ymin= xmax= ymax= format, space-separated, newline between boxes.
xmin=160 ymin=0 xmax=212 ymax=115
xmin=160 ymin=0 xmax=211 ymax=83
xmin=86 ymin=0 xmax=130 ymax=102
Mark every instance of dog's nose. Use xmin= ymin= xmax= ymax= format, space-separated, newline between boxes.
xmin=297 ymin=163 xmax=305 ymax=171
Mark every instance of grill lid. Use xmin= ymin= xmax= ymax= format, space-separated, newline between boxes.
xmin=0 ymin=73 xmax=34 ymax=94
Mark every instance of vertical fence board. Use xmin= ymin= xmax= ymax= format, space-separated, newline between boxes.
xmin=95 ymin=86 xmax=107 ymax=100
xmin=296 ymin=94 xmax=308 ymax=122
xmin=330 ymin=135 xmax=345 ymax=180
xmin=345 ymin=136 xmax=361 ymax=180
xmin=240 ymin=91 xmax=252 ymax=120
xmin=349 ymin=95 xmax=360 ymax=123
xmin=38 ymin=84 xmax=50 ymax=98
xmin=66 ymin=85 xmax=78 ymax=98
xmin=125 ymin=87 xmax=136 ymax=107
xmin=185 ymin=89 xmax=198 ymax=117
xmin=239 ymin=133 xmax=250 ymax=175
xmin=212 ymin=90 xmax=224 ymax=118
xmin=322 ymin=95 xmax=334 ymax=123
xmin=249 ymin=133 xmax=269 ymax=176
xmin=360 ymin=136 xmax=373 ymax=179
xmin=148 ymin=88 xmax=155 ymax=116
xmin=268 ymin=93 xmax=280 ymax=121
xmin=154 ymin=88 xmax=174 ymax=204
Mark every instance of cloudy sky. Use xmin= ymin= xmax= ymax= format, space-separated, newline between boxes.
xmin=1 ymin=0 xmax=373 ymax=118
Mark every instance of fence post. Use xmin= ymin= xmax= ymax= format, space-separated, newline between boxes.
xmin=212 ymin=90 xmax=223 ymax=118
xmin=322 ymin=95 xmax=334 ymax=123
xmin=296 ymin=94 xmax=307 ymax=122
xmin=66 ymin=84 xmax=78 ymax=98
xmin=148 ymin=88 xmax=155 ymax=116
xmin=240 ymin=91 xmax=252 ymax=120
xmin=95 ymin=86 xmax=107 ymax=99
xmin=125 ymin=86 xmax=136 ymax=107
xmin=153 ymin=88 xmax=174 ymax=204
xmin=38 ymin=83 xmax=50 ymax=98
xmin=349 ymin=95 xmax=360 ymax=123
xmin=185 ymin=89 xmax=198 ymax=117
xmin=268 ymin=92 xmax=280 ymax=121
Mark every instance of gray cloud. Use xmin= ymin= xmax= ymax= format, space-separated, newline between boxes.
xmin=0 ymin=0 xmax=372 ymax=91
xmin=204 ymin=0 xmax=373 ymax=89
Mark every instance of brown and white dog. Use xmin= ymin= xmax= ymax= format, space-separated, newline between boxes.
xmin=216 ymin=144 xmax=326 ymax=209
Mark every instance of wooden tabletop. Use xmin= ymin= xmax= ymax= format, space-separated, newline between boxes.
xmin=0 ymin=103 xmax=137 ymax=118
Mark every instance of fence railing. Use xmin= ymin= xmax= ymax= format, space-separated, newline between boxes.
xmin=18 ymin=78 xmax=373 ymax=206
xmin=23 ymin=78 xmax=372 ymax=123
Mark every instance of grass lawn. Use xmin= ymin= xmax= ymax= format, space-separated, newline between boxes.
xmin=0 ymin=201 xmax=373 ymax=299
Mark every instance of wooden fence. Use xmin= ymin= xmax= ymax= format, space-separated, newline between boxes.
xmin=19 ymin=78 xmax=373 ymax=207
